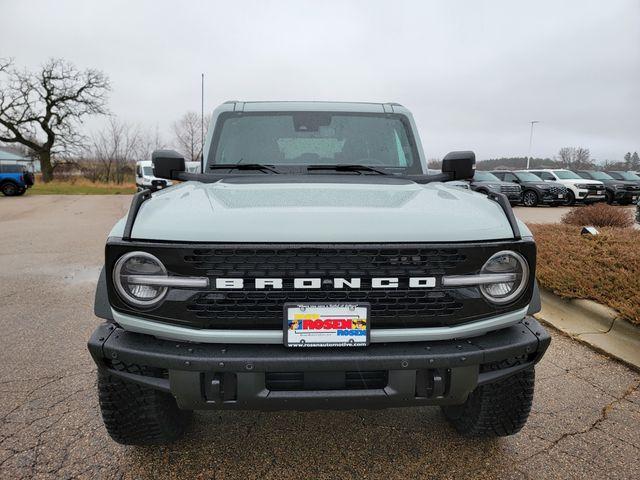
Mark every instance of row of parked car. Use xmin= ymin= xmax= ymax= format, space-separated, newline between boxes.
xmin=469 ymin=168 xmax=640 ymax=207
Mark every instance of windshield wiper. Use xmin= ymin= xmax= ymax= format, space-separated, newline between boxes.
xmin=209 ymin=164 xmax=280 ymax=174
xmin=307 ymin=164 xmax=388 ymax=175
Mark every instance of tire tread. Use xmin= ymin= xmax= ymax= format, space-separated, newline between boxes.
xmin=97 ymin=369 xmax=191 ymax=445
xmin=442 ymin=368 xmax=535 ymax=437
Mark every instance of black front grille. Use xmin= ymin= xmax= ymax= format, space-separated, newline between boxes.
xmin=187 ymin=289 xmax=463 ymax=325
xmin=180 ymin=246 xmax=469 ymax=329
xmin=106 ymin=241 xmax=536 ymax=330
xmin=586 ymin=184 xmax=602 ymax=191
xmin=184 ymin=247 xmax=466 ymax=277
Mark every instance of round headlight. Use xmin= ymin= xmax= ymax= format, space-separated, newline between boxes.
xmin=480 ymin=251 xmax=529 ymax=304
xmin=113 ymin=251 xmax=167 ymax=307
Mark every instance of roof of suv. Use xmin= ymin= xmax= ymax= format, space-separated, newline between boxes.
xmin=222 ymin=101 xmax=408 ymax=114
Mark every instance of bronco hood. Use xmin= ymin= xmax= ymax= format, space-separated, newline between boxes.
xmin=115 ymin=179 xmax=522 ymax=242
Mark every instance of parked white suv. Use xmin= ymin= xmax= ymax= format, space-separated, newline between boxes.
xmin=526 ymin=169 xmax=605 ymax=205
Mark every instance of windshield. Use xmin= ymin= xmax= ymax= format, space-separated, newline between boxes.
xmin=587 ymin=171 xmax=613 ymax=180
xmin=142 ymin=167 xmax=153 ymax=176
xmin=208 ymin=112 xmax=420 ymax=173
xmin=613 ymin=171 xmax=640 ymax=180
xmin=553 ymin=170 xmax=582 ymax=180
xmin=474 ymin=171 xmax=501 ymax=182
xmin=515 ymin=172 xmax=542 ymax=182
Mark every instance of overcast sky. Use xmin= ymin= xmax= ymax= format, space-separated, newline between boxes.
xmin=2 ymin=0 xmax=639 ymax=161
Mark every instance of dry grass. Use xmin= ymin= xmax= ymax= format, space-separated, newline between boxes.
xmin=530 ymin=223 xmax=640 ymax=325
xmin=30 ymin=177 xmax=136 ymax=195
xmin=561 ymin=203 xmax=635 ymax=228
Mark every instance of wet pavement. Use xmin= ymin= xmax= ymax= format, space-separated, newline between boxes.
xmin=1 ymin=195 xmax=638 ymax=479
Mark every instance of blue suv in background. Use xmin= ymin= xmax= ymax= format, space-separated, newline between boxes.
xmin=0 ymin=163 xmax=35 ymax=196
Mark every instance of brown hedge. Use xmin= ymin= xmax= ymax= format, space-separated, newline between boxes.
xmin=561 ymin=203 xmax=635 ymax=228
xmin=529 ymin=224 xmax=640 ymax=325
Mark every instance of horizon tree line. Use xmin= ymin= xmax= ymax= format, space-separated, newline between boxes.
xmin=1 ymin=58 xmax=638 ymax=182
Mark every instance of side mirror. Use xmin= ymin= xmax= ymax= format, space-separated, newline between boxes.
xmin=152 ymin=150 xmax=185 ymax=180
xmin=442 ymin=151 xmax=475 ymax=180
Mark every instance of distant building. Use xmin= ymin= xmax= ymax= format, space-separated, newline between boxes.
xmin=0 ymin=147 xmax=41 ymax=172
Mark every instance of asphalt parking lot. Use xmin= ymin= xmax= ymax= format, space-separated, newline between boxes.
xmin=1 ymin=195 xmax=639 ymax=480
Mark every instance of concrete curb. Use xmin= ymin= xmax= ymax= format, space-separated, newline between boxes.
xmin=535 ymin=287 xmax=640 ymax=371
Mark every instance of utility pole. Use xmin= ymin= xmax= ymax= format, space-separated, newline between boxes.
xmin=201 ymin=73 xmax=204 ymax=172
xmin=526 ymin=120 xmax=539 ymax=169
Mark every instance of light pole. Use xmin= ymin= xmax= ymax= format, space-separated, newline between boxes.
xmin=526 ymin=120 xmax=539 ymax=169
xmin=201 ymin=73 xmax=204 ymax=172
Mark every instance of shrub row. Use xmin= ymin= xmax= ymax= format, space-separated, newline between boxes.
xmin=530 ymin=224 xmax=640 ymax=325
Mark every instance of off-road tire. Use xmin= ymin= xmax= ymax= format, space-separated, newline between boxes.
xmin=441 ymin=368 xmax=535 ymax=437
xmin=1 ymin=181 xmax=19 ymax=196
xmin=97 ymin=369 xmax=192 ymax=445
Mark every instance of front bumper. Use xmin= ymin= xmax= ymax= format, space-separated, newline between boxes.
xmin=577 ymin=189 xmax=605 ymax=202
xmin=613 ymin=189 xmax=640 ymax=203
xmin=88 ymin=317 xmax=550 ymax=411
xmin=539 ymin=191 xmax=567 ymax=204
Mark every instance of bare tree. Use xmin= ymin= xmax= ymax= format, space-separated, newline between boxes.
xmin=137 ymin=125 xmax=166 ymax=163
xmin=0 ymin=58 xmax=110 ymax=182
xmin=90 ymin=117 xmax=143 ymax=183
xmin=557 ymin=147 xmax=593 ymax=170
xmin=427 ymin=158 xmax=442 ymax=170
xmin=172 ymin=112 xmax=210 ymax=162
xmin=557 ymin=147 xmax=575 ymax=167
xmin=574 ymin=147 xmax=591 ymax=168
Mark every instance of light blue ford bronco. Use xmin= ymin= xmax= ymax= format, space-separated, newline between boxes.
xmin=88 ymin=101 xmax=549 ymax=445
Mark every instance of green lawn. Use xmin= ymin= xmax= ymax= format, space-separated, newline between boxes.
xmin=29 ymin=181 xmax=136 ymax=195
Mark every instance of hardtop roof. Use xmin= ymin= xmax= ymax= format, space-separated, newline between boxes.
xmin=222 ymin=101 xmax=407 ymax=114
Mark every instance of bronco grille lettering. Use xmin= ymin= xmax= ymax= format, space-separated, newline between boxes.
xmin=212 ymin=277 xmax=437 ymax=289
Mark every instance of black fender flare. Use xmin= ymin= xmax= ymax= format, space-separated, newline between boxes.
xmin=527 ymin=279 xmax=541 ymax=315
xmin=94 ymin=266 xmax=114 ymax=321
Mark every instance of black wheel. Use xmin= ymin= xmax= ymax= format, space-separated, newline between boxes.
xmin=1 ymin=182 xmax=19 ymax=196
xmin=97 ymin=369 xmax=192 ymax=445
xmin=605 ymin=192 xmax=614 ymax=205
xmin=16 ymin=188 xmax=26 ymax=196
xmin=441 ymin=368 xmax=535 ymax=437
xmin=565 ymin=190 xmax=576 ymax=206
xmin=522 ymin=190 xmax=539 ymax=207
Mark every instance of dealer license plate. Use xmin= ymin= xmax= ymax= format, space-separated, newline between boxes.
xmin=284 ymin=303 xmax=370 ymax=347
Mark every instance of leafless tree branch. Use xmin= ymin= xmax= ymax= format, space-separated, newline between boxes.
xmin=0 ymin=58 xmax=110 ymax=181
